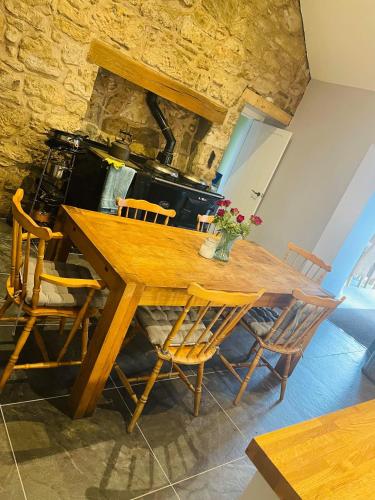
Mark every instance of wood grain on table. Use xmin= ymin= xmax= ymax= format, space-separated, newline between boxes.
xmin=247 ymin=399 xmax=375 ymax=499
xmin=48 ymin=207 xmax=327 ymax=418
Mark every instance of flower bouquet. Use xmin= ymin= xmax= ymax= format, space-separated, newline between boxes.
xmin=213 ymin=199 xmax=263 ymax=261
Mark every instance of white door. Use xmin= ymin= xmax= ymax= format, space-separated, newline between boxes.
xmin=221 ymin=120 xmax=292 ymax=216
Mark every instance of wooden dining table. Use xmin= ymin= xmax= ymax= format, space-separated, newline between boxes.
xmin=47 ymin=206 xmax=327 ymax=418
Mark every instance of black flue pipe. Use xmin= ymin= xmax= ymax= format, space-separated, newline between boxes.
xmin=146 ymin=91 xmax=176 ymax=166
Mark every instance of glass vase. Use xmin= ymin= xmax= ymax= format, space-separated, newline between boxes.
xmin=214 ymin=231 xmax=238 ymax=262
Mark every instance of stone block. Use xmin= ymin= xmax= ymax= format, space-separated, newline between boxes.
xmin=19 ymin=36 xmax=61 ymax=77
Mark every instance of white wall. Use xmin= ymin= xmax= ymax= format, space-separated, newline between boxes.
xmin=314 ymin=145 xmax=375 ymax=263
xmin=301 ymin=0 xmax=375 ymax=92
xmin=252 ymin=79 xmax=375 ymax=260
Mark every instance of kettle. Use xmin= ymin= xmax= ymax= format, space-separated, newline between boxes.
xmin=108 ymin=130 xmax=132 ymax=161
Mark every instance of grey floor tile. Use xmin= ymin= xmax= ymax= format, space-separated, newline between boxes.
xmin=304 ymin=321 xmax=365 ymax=358
xmin=0 ymin=240 xmax=12 ymax=273
xmin=302 ymin=350 xmax=375 ymax=408
xmin=0 ymin=412 xmax=25 ymax=499
xmin=202 ymin=355 xmax=345 ymax=442
xmin=174 ymin=457 xmax=254 ymax=500
xmin=2 ymin=389 xmax=169 ymax=500
xmin=119 ymin=377 xmax=247 ymax=484
xmin=0 ymin=273 xmax=8 ymax=301
xmin=139 ymin=486 xmax=179 ymax=499
xmin=0 ymin=322 xmax=112 ymax=405
xmin=0 ymin=219 xmax=12 ymax=238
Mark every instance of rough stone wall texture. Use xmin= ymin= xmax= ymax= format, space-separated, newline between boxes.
xmin=85 ymin=68 xmax=202 ymax=172
xmin=0 ymin=0 xmax=309 ymax=216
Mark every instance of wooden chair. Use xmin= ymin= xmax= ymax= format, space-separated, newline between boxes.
xmin=196 ymin=214 xmax=214 ymax=232
xmin=284 ymin=242 xmax=332 ymax=284
xmin=116 ymin=198 xmax=176 ymax=225
xmin=0 ymin=189 xmax=106 ymax=390
xmin=219 ymin=289 xmax=345 ymax=405
xmin=115 ymin=283 xmax=265 ymax=432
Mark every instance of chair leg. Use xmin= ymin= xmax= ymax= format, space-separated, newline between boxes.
xmin=234 ymin=347 xmax=264 ymax=406
xmin=114 ymin=363 xmax=138 ymax=404
xmin=81 ymin=317 xmax=89 ymax=361
xmin=194 ymin=362 xmax=204 ymax=417
xmin=279 ymin=354 xmax=292 ymax=402
xmin=0 ymin=316 xmax=36 ymax=391
xmin=0 ymin=297 xmax=12 ymax=321
xmin=33 ymin=325 xmax=50 ymax=362
xmin=243 ymin=339 xmax=258 ymax=362
xmin=128 ymin=358 xmax=164 ymax=433
xmin=58 ymin=317 xmax=66 ymax=336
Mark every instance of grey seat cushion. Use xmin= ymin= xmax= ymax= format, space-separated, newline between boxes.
xmin=244 ymin=307 xmax=281 ymax=337
xmin=137 ymin=306 xmax=212 ymax=347
xmin=244 ymin=303 xmax=317 ymax=343
xmin=25 ymin=257 xmax=107 ymax=308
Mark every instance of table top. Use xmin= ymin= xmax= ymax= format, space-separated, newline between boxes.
xmin=63 ymin=206 xmax=324 ymax=296
xmin=247 ymin=399 xmax=375 ymax=499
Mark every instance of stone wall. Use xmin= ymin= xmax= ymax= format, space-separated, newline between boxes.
xmin=85 ymin=68 xmax=202 ymax=172
xmin=0 ymin=0 xmax=310 ymax=216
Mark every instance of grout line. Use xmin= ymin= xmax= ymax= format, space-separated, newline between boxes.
xmin=112 ymin=379 xmax=181 ymax=500
xmin=170 ymin=455 xmax=247 ymax=487
xmin=1 ymin=384 xmax=115 ymax=407
xmin=130 ymin=484 xmax=178 ymax=500
xmin=201 ymin=379 xmax=248 ymax=441
xmin=0 ymin=406 xmax=28 ymax=500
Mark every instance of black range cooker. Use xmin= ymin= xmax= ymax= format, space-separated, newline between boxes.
xmin=66 ymin=149 xmax=223 ymax=229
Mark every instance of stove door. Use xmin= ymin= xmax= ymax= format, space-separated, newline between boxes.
xmin=176 ymin=194 xmax=215 ymax=229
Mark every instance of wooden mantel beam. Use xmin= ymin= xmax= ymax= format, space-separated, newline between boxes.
xmin=243 ymin=88 xmax=293 ymax=126
xmin=87 ymin=39 xmax=228 ymax=124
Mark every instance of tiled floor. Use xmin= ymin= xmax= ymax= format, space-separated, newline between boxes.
xmin=0 ymin=218 xmax=374 ymax=499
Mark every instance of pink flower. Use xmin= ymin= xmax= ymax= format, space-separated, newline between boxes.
xmin=236 ymin=214 xmax=245 ymax=223
xmin=223 ymin=199 xmax=231 ymax=207
xmin=250 ymin=215 xmax=263 ymax=226
xmin=216 ymin=200 xmax=225 ymax=207
xmin=217 ymin=208 xmax=225 ymax=217
xmin=230 ymin=208 xmax=239 ymax=215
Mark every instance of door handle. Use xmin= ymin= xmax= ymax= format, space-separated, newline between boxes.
xmin=251 ymin=189 xmax=263 ymax=198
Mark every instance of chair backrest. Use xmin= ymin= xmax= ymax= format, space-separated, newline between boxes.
xmin=284 ymin=242 xmax=332 ymax=283
xmin=196 ymin=214 xmax=214 ymax=233
xmin=10 ymin=189 xmax=53 ymax=308
xmin=116 ymin=198 xmax=176 ymax=225
xmin=262 ymin=289 xmax=344 ymax=352
xmin=162 ymin=283 xmax=265 ymax=361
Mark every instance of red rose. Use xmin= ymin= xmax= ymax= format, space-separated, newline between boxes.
xmin=250 ymin=215 xmax=263 ymax=226
xmin=217 ymin=208 xmax=225 ymax=217
xmin=223 ymin=199 xmax=231 ymax=207
xmin=236 ymin=214 xmax=245 ymax=223
xmin=216 ymin=200 xmax=225 ymax=206
xmin=230 ymin=208 xmax=239 ymax=215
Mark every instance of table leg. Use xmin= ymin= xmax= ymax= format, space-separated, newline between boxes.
xmin=45 ymin=209 xmax=71 ymax=262
xmin=70 ymin=281 xmax=144 ymax=418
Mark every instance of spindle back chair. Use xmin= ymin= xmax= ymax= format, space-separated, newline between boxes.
xmin=0 ymin=189 xmax=104 ymax=390
xmin=284 ymin=242 xmax=331 ymax=284
xmin=196 ymin=214 xmax=215 ymax=232
xmin=220 ymin=289 xmax=344 ymax=405
xmin=116 ymin=198 xmax=176 ymax=225
xmin=117 ymin=282 xmax=265 ymax=432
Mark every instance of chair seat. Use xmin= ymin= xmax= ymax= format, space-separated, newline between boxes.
xmin=243 ymin=307 xmax=281 ymax=337
xmin=25 ymin=258 xmax=107 ymax=308
xmin=137 ymin=306 xmax=212 ymax=347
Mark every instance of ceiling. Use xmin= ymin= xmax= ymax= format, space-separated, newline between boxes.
xmin=300 ymin=0 xmax=375 ymax=92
